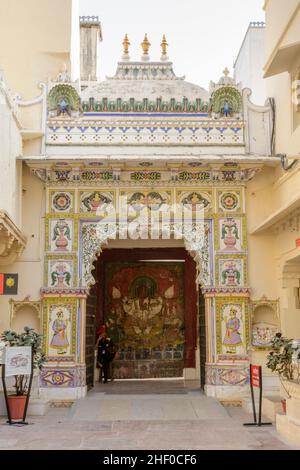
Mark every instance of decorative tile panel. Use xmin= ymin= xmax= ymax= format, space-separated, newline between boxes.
xmin=216 ymin=217 xmax=247 ymax=252
xmin=176 ymin=190 xmax=213 ymax=213
xmin=218 ymin=190 xmax=241 ymax=213
xmin=215 ymin=297 xmax=250 ymax=359
xmin=46 ymin=120 xmax=245 ymax=146
xmin=79 ymin=190 xmax=115 ymax=214
xmin=47 ymin=218 xmax=74 ymax=253
xmin=46 ymin=257 xmax=76 ymax=289
xmin=206 ymin=364 xmax=249 ymax=386
xmin=216 ymin=256 xmax=247 ymax=288
xmin=50 ymin=190 xmax=75 ymax=213
xmin=43 ymin=297 xmax=77 ymax=359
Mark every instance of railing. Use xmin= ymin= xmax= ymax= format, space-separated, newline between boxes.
xmin=79 ymin=16 xmax=100 ymax=24
xmin=249 ymin=21 xmax=265 ymax=28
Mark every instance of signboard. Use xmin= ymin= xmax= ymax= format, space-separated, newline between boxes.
xmin=0 ymin=274 xmax=18 ymax=295
xmin=5 ymin=346 xmax=32 ymax=377
xmin=0 ymin=341 xmax=5 ymax=364
xmin=1 ymin=345 xmax=34 ymax=425
xmin=250 ymin=364 xmax=261 ymax=388
xmin=244 ymin=364 xmax=271 ymax=427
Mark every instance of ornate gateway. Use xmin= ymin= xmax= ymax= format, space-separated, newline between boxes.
xmin=26 ymin=37 xmax=274 ymax=400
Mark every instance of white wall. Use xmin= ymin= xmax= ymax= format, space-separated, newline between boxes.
xmin=71 ymin=0 xmax=80 ymax=81
xmin=234 ymin=24 xmax=267 ymax=105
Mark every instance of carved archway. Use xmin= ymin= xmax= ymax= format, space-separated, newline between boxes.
xmin=79 ymin=221 xmax=212 ymax=292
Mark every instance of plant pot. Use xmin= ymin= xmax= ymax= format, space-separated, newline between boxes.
xmin=281 ymin=399 xmax=286 ymax=414
xmin=7 ymin=395 xmax=27 ymax=420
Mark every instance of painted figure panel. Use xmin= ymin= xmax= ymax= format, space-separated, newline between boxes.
xmin=47 ymin=304 xmax=72 ymax=356
xmin=219 ymin=303 xmax=246 ymax=356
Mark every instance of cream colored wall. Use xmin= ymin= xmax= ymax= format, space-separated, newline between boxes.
xmin=0 ymin=0 xmax=73 ymax=99
xmin=264 ymin=1 xmax=300 ymax=157
xmin=248 ymin=165 xmax=300 ymax=232
xmin=264 ymin=0 xmax=300 ymax=62
xmin=267 ymin=72 xmax=300 ymax=156
xmin=0 ymin=0 xmax=79 ymax=135
xmin=246 ymin=169 xmax=277 ymax=299
xmin=0 ymin=87 xmax=23 ymax=226
xmin=247 ymin=164 xmax=300 ymax=333
xmin=0 ymin=165 xmax=45 ymax=332
xmin=11 ymin=306 xmax=40 ymax=334
xmin=260 ymin=1 xmax=300 ymax=341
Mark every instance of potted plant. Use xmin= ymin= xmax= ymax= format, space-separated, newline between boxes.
xmin=1 ymin=327 xmax=46 ymax=420
xmin=266 ymin=333 xmax=300 ymax=413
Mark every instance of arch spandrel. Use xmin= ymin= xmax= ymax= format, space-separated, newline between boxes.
xmin=80 ymin=221 xmax=213 ymax=292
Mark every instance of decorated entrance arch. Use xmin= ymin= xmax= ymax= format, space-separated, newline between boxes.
xmin=33 ymin=56 xmax=266 ymax=398
xmin=38 ymin=176 xmax=252 ymax=399
xmin=80 ymin=221 xmax=212 ymax=290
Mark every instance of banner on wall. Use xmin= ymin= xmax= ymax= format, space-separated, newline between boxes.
xmin=0 ymin=274 xmax=18 ymax=295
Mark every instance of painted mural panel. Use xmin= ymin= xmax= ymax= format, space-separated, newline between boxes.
xmin=252 ymin=322 xmax=278 ymax=348
xmin=218 ymin=217 xmax=243 ymax=252
xmin=103 ymin=262 xmax=184 ymax=378
xmin=43 ymin=298 xmax=77 ymax=359
xmin=217 ymin=257 xmax=246 ymax=287
xmin=46 ymin=256 xmax=77 ymax=289
xmin=121 ymin=190 xmax=171 ymax=219
xmin=216 ymin=298 xmax=249 ymax=360
xmin=79 ymin=190 xmax=115 ymax=214
xmin=49 ymin=219 xmax=74 ymax=252
xmin=177 ymin=190 xmax=212 ymax=212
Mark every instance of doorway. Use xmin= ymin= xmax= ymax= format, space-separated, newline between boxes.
xmin=85 ymin=247 xmax=199 ymax=384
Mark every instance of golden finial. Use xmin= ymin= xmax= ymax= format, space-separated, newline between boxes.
xmin=223 ymin=67 xmax=230 ymax=77
xmin=161 ymin=35 xmax=168 ymax=56
xmin=141 ymin=34 xmax=151 ymax=55
xmin=123 ymin=34 xmax=130 ymax=55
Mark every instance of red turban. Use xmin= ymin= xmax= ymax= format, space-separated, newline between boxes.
xmin=97 ymin=325 xmax=106 ymax=336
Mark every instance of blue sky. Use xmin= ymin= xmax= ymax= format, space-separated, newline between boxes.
xmin=79 ymin=0 xmax=265 ymax=89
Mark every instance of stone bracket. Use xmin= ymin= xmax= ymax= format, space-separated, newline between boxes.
xmin=0 ymin=211 xmax=27 ymax=265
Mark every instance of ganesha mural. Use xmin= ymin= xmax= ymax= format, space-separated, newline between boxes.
xmin=103 ymin=262 xmax=184 ymax=378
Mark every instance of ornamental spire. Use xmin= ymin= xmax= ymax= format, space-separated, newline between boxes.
xmin=141 ymin=34 xmax=151 ymax=61
xmin=160 ymin=34 xmax=169 ymax=61
xmin=122 ymin=34 xmax=130 ymax=61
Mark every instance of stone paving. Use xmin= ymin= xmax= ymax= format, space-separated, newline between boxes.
xmin=0 ymin=380 xmax=298 ymax=450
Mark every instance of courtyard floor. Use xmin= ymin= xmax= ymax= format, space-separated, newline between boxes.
xmin=0 ymin=380 xmax=297 ymax=450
